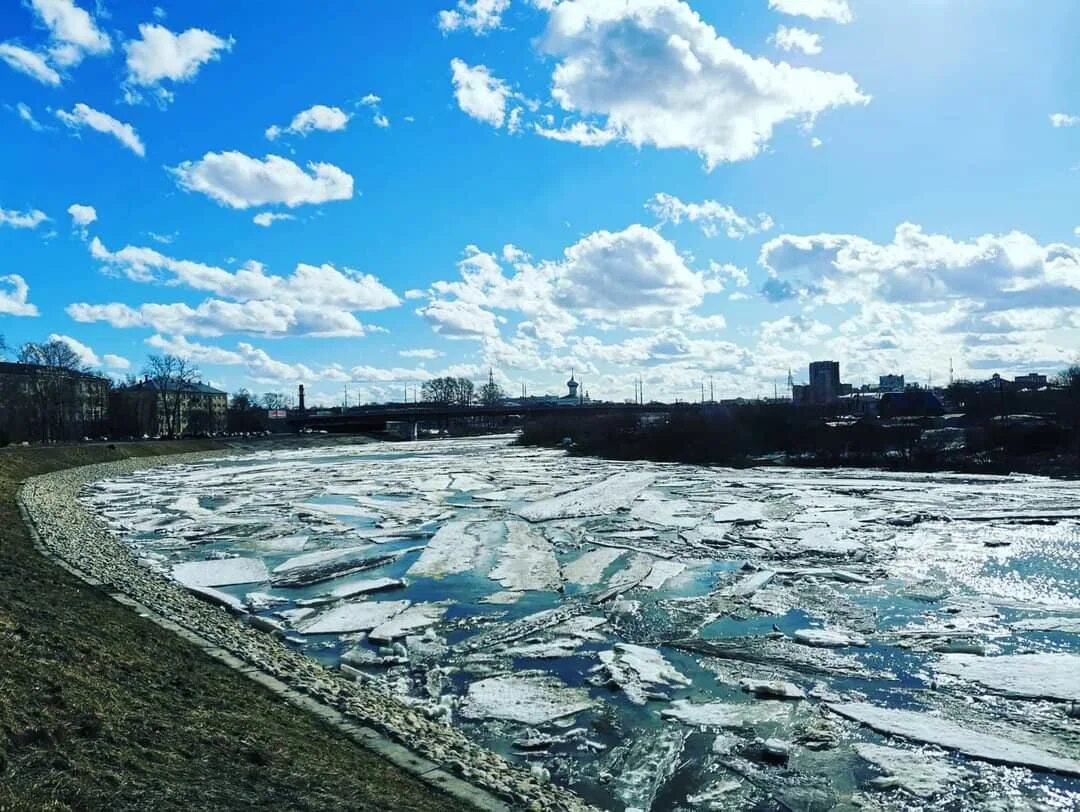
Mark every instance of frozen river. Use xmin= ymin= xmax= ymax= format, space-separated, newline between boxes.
xmin=82 ymin=436 xmax=1080 ymax=810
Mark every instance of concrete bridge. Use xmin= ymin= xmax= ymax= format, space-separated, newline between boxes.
xmin=286 ymin=401 xmax=681 ymax=434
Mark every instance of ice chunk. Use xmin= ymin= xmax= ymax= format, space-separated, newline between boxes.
xmin=610 ymin=725 xmax=689 ymax=812
xmin=592 ymin=552 xmax=655 ymax=602
xmin=661 ymin=699 xmax=793 ymax=728
xmin=172 ymin=557 xmax=269 ymax=587
xmin=407 ymin=521 xmax=482 ymax=578
xmin=596 ymin=644 xmax=690 ymax=704
xmin=329 ymin=577 xmax=406 ymax=599
xmin=728 ymin=569 xmax=775 ymax=597
xmin=640 ymin=560 xmax=687 ymax=590
xmin=488 ymin=521 xmax=561 ymax=591
xmin=854 ymin=743 xmax=963 ymax=798
xmin=739 ymin=679 xmax=805 ymax=700
xmin=1012 ymin=616 xmax=1080 ymax=635
xmin=563 ymin=547 xmax=625 ymax=586
xmin=515 ymin=471 xmax=655 ymax=522
xmin=480 ymin=591 xmax=524 ymax=604
xmin=272 ymin=546 xmax=373 ymax=573
xmin=504 ymin=638 xmax=584 ymax=658
xmin=185 ymin=584 xmax=247 ymax=613
xmin=712 ymin=501 xmax=767 ymax=523
xmin=829 ymin=702 xmax=1080 ymax=776
xmin=936 ymin=653 xmax=1080 ymax=702
xmin=248 ymin=535 xmax=308 ymax=552
xmin=368 ymin=602 xmax=447 ymax=643
xmin=793 ymin=628 xmax=867 ymax=647
xmin=298 ymin=599 xmax=410 ymax=634
xmin=271 ymin=546 xmax=405 ymax=588
xmin=459 ymin=675 xmax=595 ymax=724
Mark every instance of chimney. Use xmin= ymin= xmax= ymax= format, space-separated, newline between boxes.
xmin=298 ymin=383 xmax=306 ymax=411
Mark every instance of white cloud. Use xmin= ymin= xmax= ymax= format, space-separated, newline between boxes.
xmin=533 ymin=120 xmax=616 ymax=146
xmin=55 ymin=103 xmax=145 ymax=156
xmin=759 ymin=222 xmax=1080 ymax=311
xmin=252 ymin=212 xmax=295 ymax=227
xmin=30 ymin=0 xmax=111 ymax=67
xmin=360 ymin=93 xmax=381 ymax=106
xmin=373 ymin=113 xmax=390 ymax=128
xmin=170 ymin=151 xmax=353 ymax=209
xmin=123 ymin=23 xmax=232 ymax=104
xmin=399 ymin=348 xmax=442 ymax=359
xmin=0 ymin=207 xmax=49 ymax=229
xmin=417 ymin=299 xmax=502 ymax=339
xmin=768 ymin=0 xmax=853 ymax=24
xmin=0 ymin=274 xmax=39 ymax=316
xmin=647 ymin=193 xmax=773 ymax=239
xmin=74 ymin=237 xmax=399 ymax=339
xmin=47 ymin=333 xmax=129 ymax=369
xmin=438 ymin=0 xmax=510 ymax=34
xmin=67 ymin=203 xmax=96 ymax=228
xmin=0 ymin=43 xmax=61 ymax=85
xmin=450 ymin=58 xmax=510 ymax=128
xmin=1050 ymin=113 xmax=1080 ymax=128
xmin=768 ymin=25 xmax=822 ymax=55
xmin=536 ymin=0 xmax=868 ymax=168
xmin=13 ymin=102 xmax=44 ymax=130
xmin=266 ymin=104 xmax=351 ymax=140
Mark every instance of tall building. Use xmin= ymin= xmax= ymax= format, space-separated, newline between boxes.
xmin=879 ymin=374 xmax=905 ymax=392
xmin=0 ymin=361 xmax=109 ymax=442
xmin=809 ymin=361 xmax=841 ymax=404
xmin=112 ymin=378 xmax=228 ymax=436
xmin=566 ymin=370 xmax=579 ymax=400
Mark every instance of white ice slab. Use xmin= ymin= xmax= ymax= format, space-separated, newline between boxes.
xmin=272 ymin=545 xmax=373 ymax=574
xmin=854 ymin=743 xmax=963 ymax=798
xmin=1011 ymin=616 xmax=1080 ymax=635
xmin=488 ymin=521 xmax=561 ymax=591
xmin=368 ymin=602 xmax=447 ymax=642
xmin=329 ymin=577 xmax=406 ymax=599
xmin=563 ymin=548 xmax=625 ymax=586
xmin=460 ymin=675 xmax=596 ymax=725
xmin=298 ymin=599 xmax=410 ymax=634
xmin=406 ymin=521 xmax=481 ymax=578
xmin=793 ymin=628 xmax=867 ymax=647
xmin=936 ymin=653 xmax=1080 ymax=702
xmin=172 ymin=557 xmax=269 ymax=587
xmin=515 ymin=472 xmax=655 ymax=522
xmin=661 ymin=699 xmax=792 ymax=727
xmin=640 ymin=560 xmax=687 ymax=590
xmin=729 ymin=569 xmax=776 ymax=597
xmin=830 ymin=702 xmax=1080 ymax=776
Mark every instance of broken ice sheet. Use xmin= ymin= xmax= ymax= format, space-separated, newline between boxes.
xmin=171 ymin=556 xmax=269 ymax=587
xmin=935 ymin=652 xmax=1080 ymax=702
xmin=459 ymin=675 xmax=595 ymax=724
xmin=488 ymin=521 xmax=561 ymax=591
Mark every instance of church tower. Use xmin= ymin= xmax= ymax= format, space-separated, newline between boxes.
xmin=566 ymin=369 xmax=579 ymax=399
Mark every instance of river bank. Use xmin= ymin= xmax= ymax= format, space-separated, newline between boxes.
xmin=4 ymin=441 xmax=584 ymax=811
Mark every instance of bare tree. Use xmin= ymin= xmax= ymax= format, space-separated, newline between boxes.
xmin=479 ymin=378 xmax=505 ymax=407
xmin=16 ymin=339 xmax=91 ymax=441
xmin=144 ymin=354 xmax=201 ymax=437
xmin=421 ymin=376 xmax=476 ymax=406
xmin=260 ymin=392 xmax=288 ymax=410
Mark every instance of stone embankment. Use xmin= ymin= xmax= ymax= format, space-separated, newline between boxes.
xmin=20 ymin=451 xmax=593 ymax=812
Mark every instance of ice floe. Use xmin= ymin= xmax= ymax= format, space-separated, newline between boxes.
xmin=514 ymin=471 xmax=655 ymax=521
xmin=298 ymin=599 xmax=410 ymax=634
xmin=936 ymin=652 xmax=1080 ymax=702
xmin=459 ymin=675 xmax=595 ymax=724
xmin=171 ymin=557 xmax=269 ymax=587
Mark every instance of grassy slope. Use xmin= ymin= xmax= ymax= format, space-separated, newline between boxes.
xmin=0 ymin=442 xmax=452 ymax=811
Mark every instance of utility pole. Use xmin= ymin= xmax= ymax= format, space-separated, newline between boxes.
xmin=343 ymin=386 xmax=348 ymax=409
xmin=710 ymin=376 xmax=714 ymax=403
xmin=701 ymin=380 xmax=705 ymax=404
xmin=949 ymin=357 xmax=954 ymax=386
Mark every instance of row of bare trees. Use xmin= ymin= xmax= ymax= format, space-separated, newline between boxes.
xmin=420 ymin=376 xmax=506 ymax=407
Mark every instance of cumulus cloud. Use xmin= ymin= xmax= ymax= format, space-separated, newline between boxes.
xmin=170 ymin=151 xmax=353 ymax=209
xmin=47 ymin=333 xmax=129 ymax=369
xmin=768 ymin=25 xmax=822 ymax=55
xmin=0 ymin=274 xmax=39 ymax=316
xmin=67 ymin=202 xmax=96 ymax=228
xmin=438 ymin=0 xmax=510 ymax=34
xmin=55 ymin=103 xmax=145 ymax=156
xmin=768 ymin=0 xmax=853 ymax=24
xmin=760 ymin=222 xmax=1080 ymax=311
xmin=252 ymin=212 xmax=295 ymax=227
xmin=399 ymin=348 xmax=442 ymax=359
xmin=647 ymin=193 xmax=773 ymax=239
xmin=1050 ymin=113 xmax=1080 ymax=128
xmin=533 ymin=0 xmax=867 ymax=168
xmin=123 ymin=23 xmax=232 ymax=104
xmin=418 ymin=299 xmax=502 ymax=339
xmin=73 ymin=237 xmax=399 ymax=338
xmin=30 ymin=0 xmax=111 ymax=67
xmin=0 ymin=207 xmax=49 ymax=229
xmin=450 ymin=58 xmax=510 ymax=128
xmin=0 ymin=43 xmax=61 ymax=85
xmin=266 ymin=104 xmax=351 ymax=140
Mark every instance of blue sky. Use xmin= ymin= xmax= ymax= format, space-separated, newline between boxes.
xmin=2 ymin=0 xmax=1079 ymax=406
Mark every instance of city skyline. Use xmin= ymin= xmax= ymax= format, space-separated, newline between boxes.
xmin=3 ymin=1 xmax=1080 ymax=407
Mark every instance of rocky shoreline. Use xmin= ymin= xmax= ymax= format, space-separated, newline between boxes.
xmin=19 ymin=450 xmax=592 ymax=812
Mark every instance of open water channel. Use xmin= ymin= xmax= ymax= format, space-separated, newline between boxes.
xmin=82 ymin=436 xmax=1080 ymax=810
